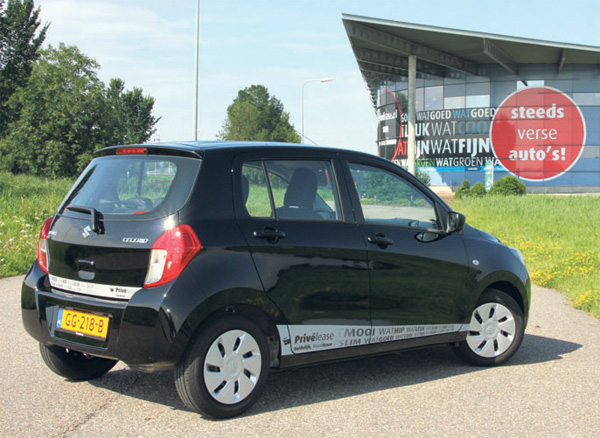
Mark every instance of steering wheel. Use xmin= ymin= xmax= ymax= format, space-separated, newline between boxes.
xmin=115 ymin=196 xmax=153 ymax=210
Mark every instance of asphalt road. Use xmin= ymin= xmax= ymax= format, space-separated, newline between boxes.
xmin=2 ymin=275 xmax=599 ymax=437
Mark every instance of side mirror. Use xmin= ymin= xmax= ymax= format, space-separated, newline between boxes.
xmin=446 ymin=211 xmax=466 ymax=234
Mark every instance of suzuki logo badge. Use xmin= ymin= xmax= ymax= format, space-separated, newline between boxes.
xmin=82 ymin=225 xmax=92 ymax=239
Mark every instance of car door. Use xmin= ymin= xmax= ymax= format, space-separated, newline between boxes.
xmin=343 ymin=158 xmax=470 ymax=343
xmin=233 ymin=151 xmax=371 ymax=356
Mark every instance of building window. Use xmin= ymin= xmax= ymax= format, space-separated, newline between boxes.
xmin=425 ymin=86 xmax=443 ymax=110
xmin=444 ymin=96 xmax=465 ymax=109
xmin=466 ymin=95 xmax=490 ymax=108
xmin=466 ymin=81 xmax=490 ymax=96
xmin=415 ymin=88 xmax=424 ymax=112
xmin=573 ymin=93 xmax=600 ymax=106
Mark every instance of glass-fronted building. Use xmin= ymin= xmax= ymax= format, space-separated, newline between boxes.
xmin=344 ymin=15 xmax=600 ymax=193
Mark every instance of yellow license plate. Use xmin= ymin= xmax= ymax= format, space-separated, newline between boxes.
xmin=56 ymin=308 xmax=110 ymax=340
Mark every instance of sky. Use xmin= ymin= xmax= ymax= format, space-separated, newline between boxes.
xmin=34 ymin=0 xmax=600 ymax=155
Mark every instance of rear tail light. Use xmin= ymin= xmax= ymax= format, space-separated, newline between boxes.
xmin=144 ymin=225 xmax=202 ymax=288
xmin=37 ymin=217 xmax=53 ymax=274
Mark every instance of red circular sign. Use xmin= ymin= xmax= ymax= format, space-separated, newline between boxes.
xmin=490 ymin=87 xmax=586 ymax=181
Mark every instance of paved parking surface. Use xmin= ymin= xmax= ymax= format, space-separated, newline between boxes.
xmin=2 ymin=275 xmax=599 ymax=437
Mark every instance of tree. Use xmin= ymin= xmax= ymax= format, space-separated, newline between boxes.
xmin=0 ymin=0 xmax=48 ymax=135
xmin=0 ymin=44 xmax=159 ymax=177
xmin=218 ymin=84 xmax=300 ymax=143
xmin=0 ymin=44 xmax=103 ymax=177
xmin=101 ymin=78 xmax=160 ymax=146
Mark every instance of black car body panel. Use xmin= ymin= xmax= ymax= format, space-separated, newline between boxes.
xmin=22 ymin=141 xmax=531 ymax=376
xmin=461 ymin=225 xmax=531 ymax=320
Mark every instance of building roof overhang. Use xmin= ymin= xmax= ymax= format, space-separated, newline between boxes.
xmin=343 ymin=14 xmax=600 ymax=105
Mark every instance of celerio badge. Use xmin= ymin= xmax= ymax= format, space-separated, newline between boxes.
xmin=122 ymin=237 xmax=149 ymax=244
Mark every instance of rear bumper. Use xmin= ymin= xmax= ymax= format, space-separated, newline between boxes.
xmin=21 ymin=262 xmax=185 ymax=371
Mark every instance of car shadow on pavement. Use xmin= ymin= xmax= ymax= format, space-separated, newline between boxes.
xmin=509 ymin=333 xmax=581 ymax=366
xmin=89 ymin=333 xmax=581 ymax=418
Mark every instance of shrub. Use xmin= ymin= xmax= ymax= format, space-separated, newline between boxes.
xmin=454 ymin=179 xmax=471 ymax=199
xmin=490 ymin=175 xmax=526 ymax=196
xmin=470 ymin=182 xmax=487 ymax=197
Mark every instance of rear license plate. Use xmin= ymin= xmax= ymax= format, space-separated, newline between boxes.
xmin=56 ymin=308 xmax=110 ymax=340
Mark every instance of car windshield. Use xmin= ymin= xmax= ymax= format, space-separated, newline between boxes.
xmin=59 ymin=155 xmax=201 ymax=220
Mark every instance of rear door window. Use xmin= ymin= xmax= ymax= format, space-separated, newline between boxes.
xmin=242 ymin=161 xmax=273 ymax=218
xmin=241 ymin=160 xmax=342 ymax=221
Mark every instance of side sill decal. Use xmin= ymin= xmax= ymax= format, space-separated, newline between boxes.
xmin=278 ymin=323 xmax=464 ymax=356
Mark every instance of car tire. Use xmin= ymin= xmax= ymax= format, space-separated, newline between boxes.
xmin=453 ymin=289 xmax=524 ymax=366
xmin=174 ymin=315 xmax=270 ymax=418
xmin=39 ymin=343 xmax=118 ymax=381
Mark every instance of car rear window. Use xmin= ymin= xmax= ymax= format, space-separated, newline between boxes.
xmin=59 ymin=155 xmax=201 ymax=220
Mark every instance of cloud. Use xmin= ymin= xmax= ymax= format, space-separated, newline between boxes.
xmin=40 ymin=0 xmax=192 ymax=48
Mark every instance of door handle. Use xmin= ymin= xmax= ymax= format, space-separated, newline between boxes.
xmin=368 ymin=233 xmax=393 ymax=248
xmin=253 ymin=227 xmax=286 ymax=242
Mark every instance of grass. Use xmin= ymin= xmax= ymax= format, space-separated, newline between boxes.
xmin=454 ymin=195 xmax=600 ymax=318
xmin=1 ymin=171 xmax=598 ymax=318
xmin=245 ymin=185 xmax=336 ymax=217
xmin=0 ymin=172 xmax=73 ymax=277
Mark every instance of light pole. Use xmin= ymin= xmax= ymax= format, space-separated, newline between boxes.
xmin=193 ymin=0 xmax=200 ymax=141
xmin=302 ymin=77 xmax=333 ymax=143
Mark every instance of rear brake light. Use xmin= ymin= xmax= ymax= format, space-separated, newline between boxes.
xmin=116 ymin=147 xmax=147 ymax=155
xmin=37 ymin=217 xmax=53 ymax=274
xmin=144 ymin=225 xmax=202 ymax=288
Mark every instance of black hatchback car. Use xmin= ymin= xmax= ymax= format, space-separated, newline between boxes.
xmin=22 ymin=141 xmax=530 ymax=418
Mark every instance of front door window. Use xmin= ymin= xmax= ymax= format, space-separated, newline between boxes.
xmin=349 ymin=163 xmax=438 ymax=229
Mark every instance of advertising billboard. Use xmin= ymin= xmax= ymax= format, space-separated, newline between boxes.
xmin=490 ymin=87 xmax=586 ymax=181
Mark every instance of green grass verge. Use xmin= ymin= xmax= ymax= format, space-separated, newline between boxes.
xmin=0 ymin=172 xmax=73 ymax=277
xmin=454 ymin=195 xmax=600 ymax=318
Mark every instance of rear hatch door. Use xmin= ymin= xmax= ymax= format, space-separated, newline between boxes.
xmin=46 ymin=148 xmax=201 ymax=300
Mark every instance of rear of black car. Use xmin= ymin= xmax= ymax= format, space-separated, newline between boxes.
xmin=21 ymin=145 xmax=203 ymax=368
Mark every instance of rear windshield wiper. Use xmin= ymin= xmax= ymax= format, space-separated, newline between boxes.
xmin=66 ymin=205 xmax=104 ymax=234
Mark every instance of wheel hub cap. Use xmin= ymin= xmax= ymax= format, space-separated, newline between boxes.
xmin=203 ymin=329 xmax=262 ymax=405
xmin=466 ymin=302 xmax=516 ymax=358
xmin=483 ymin=321 xmax=499 ymax=339
xmin=224 ymin=355 xmax=243 ymax=378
